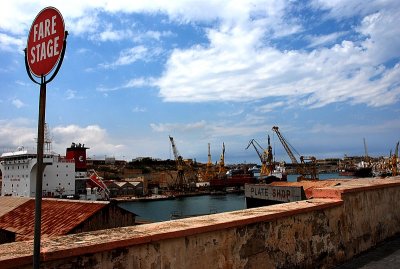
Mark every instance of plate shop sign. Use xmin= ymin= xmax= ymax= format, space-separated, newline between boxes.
xmin=245 ymin=184 xmax=303 ymax=203
xmin=27 ymin=7 xmax=65 ymax=77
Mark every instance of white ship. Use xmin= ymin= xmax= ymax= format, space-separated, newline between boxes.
xmin=0 ymin=146 xmax=75 ymax=197
xmin=0 ymin=143 xmax=109 ymax=200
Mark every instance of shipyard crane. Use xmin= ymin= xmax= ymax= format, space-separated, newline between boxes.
xmin=218 ymin=142 xmax=226 ymax=176
xmin=202 ymin=143 xmax=215 ymax=181
xmin=272 ymin=126 xmax=318 ymax=180
xmin=246 ymin=137 xmax=273 ymax=177
xmin=363 ymin=137 xmax=372 ymax=165
xmin=169 ymin=135 xmax=186 ymax=189
xmin=392 ymin=141 xmax=399 ymax=176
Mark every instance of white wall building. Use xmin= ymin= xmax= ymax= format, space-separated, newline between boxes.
xmin=0 ymin=147 xmax=75 ymax=197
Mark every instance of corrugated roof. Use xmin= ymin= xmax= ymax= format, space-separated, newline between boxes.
xmin=0 ymin=198 xmax=108 ymax=241
xmin=0 ymin=197 xmax=30 ymax=217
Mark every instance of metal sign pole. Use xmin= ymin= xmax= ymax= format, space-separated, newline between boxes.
xmin=33 ymin=76 xmax=46 ymax=269
xmin=25 ymin=7 xmax=67 ymax=267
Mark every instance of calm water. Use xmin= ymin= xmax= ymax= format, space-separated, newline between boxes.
xmin=119 ymin=172 xmax=349 ymax=222
xmin=119 ymin=193 xmax=246 ymax=222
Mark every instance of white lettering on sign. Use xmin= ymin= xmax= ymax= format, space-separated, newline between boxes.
xmin=27 ymin=7 xmax=65 ymax=77
xmin=245 ymin=184 xmax=303 ymax=202
xmin=30 ymin=15 xmax=59 ymax=64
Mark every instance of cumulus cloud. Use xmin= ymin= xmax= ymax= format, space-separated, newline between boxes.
xmin=51 ymin=124 xmax=125 ymax=155
xmin=0 ymin=33 xmax=24 ymax=52
xmin=0 ymin=119 xmax=36 ymax=150
xmin=0 ymin=121 xmax=125 ymax=156
xmin=155 ymin=1 xmax=400 ymax=108
xmin=1 ymin=0 xmax=399 ymax=117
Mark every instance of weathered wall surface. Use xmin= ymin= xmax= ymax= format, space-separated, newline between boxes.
xmin=0 ymin=178 xmax=399 ymax=269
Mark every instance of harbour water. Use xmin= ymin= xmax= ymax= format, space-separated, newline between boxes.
xmin=119 ymin=172 xmax=351 ymax=222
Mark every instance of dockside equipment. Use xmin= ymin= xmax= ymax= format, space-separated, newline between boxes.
xmin=272 ymin=126 xmax=318 ymax=180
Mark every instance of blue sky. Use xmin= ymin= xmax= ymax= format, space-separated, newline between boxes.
xmin=0 ymin=0 xmax=399 ymax=164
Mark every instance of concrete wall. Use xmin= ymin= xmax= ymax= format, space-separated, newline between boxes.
xmin=0 ymin=177 xmax=399 ymax=269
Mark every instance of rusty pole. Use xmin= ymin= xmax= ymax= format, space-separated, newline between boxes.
xmin=33 ymin=76 xmax=46 ymax=269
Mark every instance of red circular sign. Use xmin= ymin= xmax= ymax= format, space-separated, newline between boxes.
xmin=27 ymin=7 xmax=65 ymax=77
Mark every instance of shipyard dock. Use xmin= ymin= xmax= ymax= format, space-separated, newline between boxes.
xmin=0 ymin=176 xmax=399 ymax=268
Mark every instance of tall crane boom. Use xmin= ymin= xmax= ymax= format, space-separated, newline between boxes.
xmin=246 ymin=139 xmax=265 ymax=163
xmin=168 ymin=135 xmax=186 ymax=189
xmin=392 ymin=141 xmax=399 ymax=176
xmin=218 ymin=142 xmax=226 ymax=175
xmin=272 ymin=126 xmax=298 ymax=164
xmin=272 ymin=126 xmax=318 ymax=180
xmin=207 ymin=143 xmax=212 ymax=167
xmin=169 ymin=135 xmax=181 ymax=161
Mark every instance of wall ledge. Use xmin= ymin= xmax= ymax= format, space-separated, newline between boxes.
xmin=0 ymin=198 xmax=342 ymax=268
xmin=312 ymin=177 xmax=400 ymax=199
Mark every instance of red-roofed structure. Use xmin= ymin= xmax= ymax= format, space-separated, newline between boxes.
xmin=0 ymin=197 xmax=136 ymax=243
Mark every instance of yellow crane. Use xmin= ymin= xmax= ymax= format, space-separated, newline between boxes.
xmin=246 ymin=136 xmax=273 ymax=177
xmin=204 ymin=143 xmax=215 ymax=181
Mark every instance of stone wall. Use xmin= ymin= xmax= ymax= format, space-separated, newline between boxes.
xmin=0 ymin=177 xmax=399 ymax=269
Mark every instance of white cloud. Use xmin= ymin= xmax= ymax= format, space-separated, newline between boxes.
xmin=1 ymin=1 xmax=399 ymax=110
xmin=68 ymin=14 xmax=100 ymax=36
xmin=256 ymin=101 xmax=286 ymax=113
xmin=99 ymin=45 xmax=158 ymax=69
xmin=97 ymin=77 xmax=155 ymax=92
xmin=155 ymin=3 xmax=400 ymax=108
xmin=310 ymin=0 xmax=398 ymax=20
xmin=150 ymin=117 xmax=268 ymax=139
xmin=150 ymin=120 xmax=207 ymax=133
xmin=306 ymin=32 xmax=347 ymax=48
xmin=12 ymin=99 xmax=25 ymax=108
xmin=358 ymin=10 xmax=400 ymax=63
xmin=51 ymin=124 xmax=125 ymax=155
xmin=0 ymin=33 xmax=24 ymax=52
xmin=0 ymin=118 xmax=36 ymax=149
xmin=132 ymin=106 xmax=146 ymax=113
xmin=65 ymin=89 xmax=84 ymax=100
xmin=0 ymin=121 xmax=125 ymax=156
xmin=98 ymin=28 xmax=130 ymax=42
